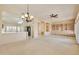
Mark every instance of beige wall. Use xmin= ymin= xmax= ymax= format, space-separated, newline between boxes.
xmin=51 ymin=19 xmax=75 ymax=36
xmin=34 ymin=18 xmax=75 ymax=37
xmin=0 ymin=5 xmax=4 ymax=33
xmin=0 ymin=20 xmax=3 ymax=32
xmin=75 ymin=12 xmax=79 ymax=44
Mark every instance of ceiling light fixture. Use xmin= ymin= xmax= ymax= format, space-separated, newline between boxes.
xmin=21 ymin=4 xmax=34 ymax=22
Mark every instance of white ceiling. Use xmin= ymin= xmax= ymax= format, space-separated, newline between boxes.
xmin=0 ymin=4 xmax=79 ymax=24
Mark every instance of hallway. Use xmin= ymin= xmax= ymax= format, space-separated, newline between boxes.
xmin=0 ymin=35 xmax=79 ymax=55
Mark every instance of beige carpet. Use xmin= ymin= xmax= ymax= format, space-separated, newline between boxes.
xmin=0 ymin=35 xmax=79 ymax=55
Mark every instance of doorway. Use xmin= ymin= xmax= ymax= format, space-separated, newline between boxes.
xmin=27 ymin=26 xmax=31 ymax=37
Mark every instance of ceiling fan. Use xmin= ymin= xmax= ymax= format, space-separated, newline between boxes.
xmin=50 ymin=13 xmax=58 ymax=18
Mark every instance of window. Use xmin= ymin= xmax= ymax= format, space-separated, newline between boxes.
xmin=2 ymin=26 xmax=24 ymax=33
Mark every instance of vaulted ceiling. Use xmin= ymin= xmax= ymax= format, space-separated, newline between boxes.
xmin=0 ymin=4 xmax=79 ymax=24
